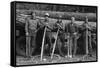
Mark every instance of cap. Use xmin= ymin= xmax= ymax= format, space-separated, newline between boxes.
xmin=45 ymin=13 xmax=49 ymax=16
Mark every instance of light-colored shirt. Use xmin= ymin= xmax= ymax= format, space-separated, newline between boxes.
xmin=25 ymin=18 xmax=39 ymax=32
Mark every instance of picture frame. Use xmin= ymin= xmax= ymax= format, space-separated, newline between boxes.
xmin=11 ymin=1 xmax=98 ymax=67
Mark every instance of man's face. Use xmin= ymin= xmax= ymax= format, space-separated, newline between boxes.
xmin=71 ymin=17 xmax=75 ymax=23
xmin=85 ymin=18 xmax=88 ymax=23
xmin=45 ymin=16 xmax=49 ymax=20
xmin=58 ymin=18 xmax=62 ymax=22
xmin=32 ymin=13 xmax=36 ymax=18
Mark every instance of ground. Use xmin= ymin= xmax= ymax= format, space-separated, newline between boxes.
xmin=16 ymin=51 xmax=97 ymax=65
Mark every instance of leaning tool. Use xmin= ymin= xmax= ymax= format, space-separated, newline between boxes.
xmin=51 ymin=29 xmax=59 ymax=59
xmin=40 ymin=27 xmax=47 ymax=61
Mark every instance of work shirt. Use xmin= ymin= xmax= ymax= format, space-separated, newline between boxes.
xmin=65 ymin=22 xmax=78 ymax=34
xmin=53 ymin=20 xmax=64 ymax=32
xmin=82 ymin=23 xmax=91 ymax=31
xmin=37 ymin=18 xmax=52 ymax=32
xmin=25 ymin=17 xmax=38 ymax=32
xmin=81 ymin=23 xmax=91 ymax=36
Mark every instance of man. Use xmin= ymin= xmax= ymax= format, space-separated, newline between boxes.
xmin=81 ymin=16 xmax=92 ymax=56
xmin=36 ymin=13 xmax=52 ymax=56
xmin=65 ymin=17 xmax=78 ymax=58
xmin=53 ymin=15 xmax=65 ymax=57
xmin=25 ymin=12 xmax=38 ymax=57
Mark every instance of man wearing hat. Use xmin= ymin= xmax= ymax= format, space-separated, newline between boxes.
xmin=53 ymin=15 xmax=65 ymax=57
xmin=36 ymin=12 xmax=52 ymax=56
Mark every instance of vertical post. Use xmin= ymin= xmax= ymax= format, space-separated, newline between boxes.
xmin=51 ymin=29 xmax=59 ymax=59
xmin=85 ymin=16 xmax=89 ymax=55
xmin=86 ymin=27 xmax=88 ymax=55
xmin=67 ymin=34 xmax=70 ymax=57
xmin=69 ymin=36 xmax=72 ymax=58
xmin=40 ymin=27 xmax=47 ymax=61
xmin=89 ymin=32 xmax=92 ymax=52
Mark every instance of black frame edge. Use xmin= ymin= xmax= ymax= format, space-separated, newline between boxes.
xmin=12 ymin=1 xmax=97 ymax=7
xmin=10 ymin=1 xmax=16 ymax=67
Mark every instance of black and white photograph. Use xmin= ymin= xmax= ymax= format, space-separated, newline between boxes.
xmin=11 ymin=1 xmax=97 ymax=66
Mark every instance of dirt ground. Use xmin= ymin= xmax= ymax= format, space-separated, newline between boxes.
xmin=16 ymin=51 xmax=97 ymax=66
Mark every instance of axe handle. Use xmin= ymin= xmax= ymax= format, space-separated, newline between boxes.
xmin=67 ymin=35 xmax=70 ymax=57
xmin=86 ymin=28 xmax=89 ymax=55
xmin=51 ymin=29 xmax=59 ymax=59
xmin=40 ymin=27 xmax=47 ymax=61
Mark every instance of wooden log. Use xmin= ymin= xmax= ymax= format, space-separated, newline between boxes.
xmin=17 ymin=10 xmax=97 ymax=22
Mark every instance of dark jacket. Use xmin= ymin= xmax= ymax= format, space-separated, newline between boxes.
xmin=65 ymin=22 xmax=78 ymax=34
xmin=53 ymin=20 xmax=64 ymax=32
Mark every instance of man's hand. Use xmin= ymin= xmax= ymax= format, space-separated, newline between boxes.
xmin=57 ymin=24 xmax=61 ymax=29
xmin=45 ymin=23 xmax=53 ymax=31
xmin=45 ymin=23 xmax=49 ymax=27
xmin=57 ymin=24 xmax=63 ymax=31
xmin=85 ymin=24 xmax=91 ymax=30
xmin=73 ymin=32 xmax=77 ymax=36
xmin=86 ymin=25 xmax=89 ymax=29
xmin=26 ymin=32 xmax=29 ymax=36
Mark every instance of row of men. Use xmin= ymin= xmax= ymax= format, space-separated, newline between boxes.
xmin=25 ymin=12 xmax=92 ymax=58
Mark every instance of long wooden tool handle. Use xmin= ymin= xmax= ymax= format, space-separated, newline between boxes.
xmin=40 ymin=27 xmax=47 ymax=61
xmin=69 ymin=36 xmax=72 ymax=57
xmin=86 ymin=27 xmax=88 ymax=55
xmin=89 ymin=32 xmax=92 ymax=50
xmin=51 ymin=29 xmax=59 ymax=59
xmin=26 ymin=35 xmax=29 ymax=56
xmin=67 ymin=35 xmax=70 ymax=57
